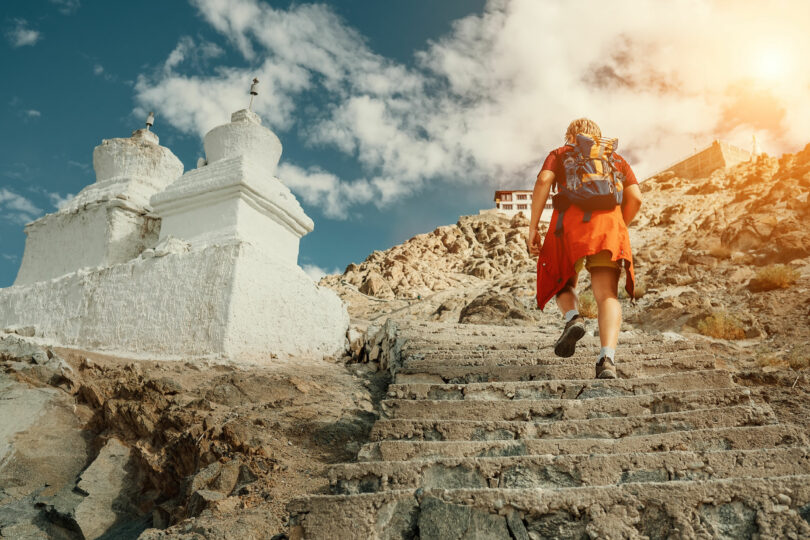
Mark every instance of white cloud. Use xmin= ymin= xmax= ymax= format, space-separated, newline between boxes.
xmin=67 ymin=160 xmax=89 ymax=171
xmin=24 ymin=109 xmax=40 ymax=118
xmin=93 ymin=64 xmax=104 ymax=75
xmin=135 ymin=0 xmax=810 ymax=219
xmin=0 ymin=188 xmax=43 ymax=224
xmin=48 ymin=191 xmax=75 ymax=210
xmin=50 ymin=0 xmax=80 ymax=15
xmin=2 ymin=253 xmax=19 ymax=262
xmin=302 ymin=263 xmax=340 ymax=282
xmin=279 ymin=163 xmax=374 ymax=219
xmin=163 ymin=36 xmax=224 ymax=74
xmin=6 ymin=19 xmax=41 ymax=48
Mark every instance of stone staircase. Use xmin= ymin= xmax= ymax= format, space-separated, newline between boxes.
xmin=288 ymin=321 xmax=810 ymax=539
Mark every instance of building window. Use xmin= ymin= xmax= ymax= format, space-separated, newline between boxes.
xmin=517 ymin=204 xmax=527 ymax=210
xmin=502 ymin=193 xmax=512 ymax=201
xmin=503 ymin=204 xmax=513 ymax=210
xmin=517 ymin=194 xmax=527 ymax=200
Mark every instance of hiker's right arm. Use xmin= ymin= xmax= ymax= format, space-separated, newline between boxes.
xmin=621 ymin=184 xmax=642 ymax=226
xmin=528 ymin=170 xmax=555 ymax=254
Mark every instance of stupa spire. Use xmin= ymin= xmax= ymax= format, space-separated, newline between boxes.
xmin=248 ymin=78 xmax=259 ymax=111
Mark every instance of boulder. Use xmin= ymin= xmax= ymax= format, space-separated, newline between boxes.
xmin=347 ymin=326 xmax=365 ymax=358
xmin=359 ymin=273 xmax=394 ymax=299
xmin=773 ymin=230 xmax=810 ymax=262
xmin=187 ymin=489 xmax=226 ymax=517
xmin=510 ymin=212 xmax=529 ymax=228
xmin=459 ymin=292 xmax=535 ymax=326
xmin=431 ymin=297 xmax=467 ymax=321
xmin=0 ymin=335 xmax=49 ymax=364
xmin=74 ymin=438 xmax=141 ymax=540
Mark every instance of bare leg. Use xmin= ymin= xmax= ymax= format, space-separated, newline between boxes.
xmin=553 ymin=275 xmax=586 ymax=358
xmin=590 ymin=267 xmax=621 ymax=349
xmin=555 ymin=275 xmax=579 ymax=315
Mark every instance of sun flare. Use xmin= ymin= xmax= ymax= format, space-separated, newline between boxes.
xmin=752 ymin=45 xmax=792 ymax=82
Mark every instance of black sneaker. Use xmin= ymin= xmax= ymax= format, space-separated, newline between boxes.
xmin=595 ymin=356 xmax=617 ymax=379
xmin=553 ymin=315 xmax=586 ymax=358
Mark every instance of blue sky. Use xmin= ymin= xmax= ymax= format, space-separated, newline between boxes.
xmin=2 ymin=0 xmax=808 ymax=287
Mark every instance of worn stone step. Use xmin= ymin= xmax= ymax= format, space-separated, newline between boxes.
xmin=370 ymin=404 xmax=775 ymax=442
xmin=394 ymin=355 xmax=717 ymax=384
xmin=400 ymin=339 xmax=704 ymax=357
xmin=380 ymin=388 xmax=753 ymax=422
xmin=329 ymin=446 xmax=810 ymax=494
xmin=387 ymin=370 xmax=733 ymax=401
xmin=392 ymin=321 xmax=696 ymax=347
xmin=288 ymin=475 xmax=810 ymax=539
xmin=398 ymin=348 xmax=711 ymax=369
xmin=358 ymin=424 xmax=810 ymax=462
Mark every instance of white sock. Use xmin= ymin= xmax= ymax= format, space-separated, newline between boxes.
xmin=598 ymin=347 xmax=615 ymax=361
xmin=564 ymin=309 xmax=579 ymax=323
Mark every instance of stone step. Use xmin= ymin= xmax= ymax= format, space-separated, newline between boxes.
xmin=380 ymin=388 xmax=754 ymax=421
xmin=400 ymin=339 xmax=704 ymax=356
xmin=387 ymin=370 xmax=734 ymax=401
xmin=358 ymin=424 xmax=810 ymax=462
xmin=329 ymin=446 xmax=810 ymax=495
xmin=369 ymin=404 xmax=775 ymax=442
xmin=394 ymin=355 xmax=717 ymax=384
xmin=392 ymin=322 xmax=696 ymax=346
xmin=288 ymin=475 xmax=810 ymax=539
xmin=398 ymin=348 xmax=711 ymax=369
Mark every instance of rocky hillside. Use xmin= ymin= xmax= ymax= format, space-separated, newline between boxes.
xmin=324 ymin=143 xmax=810 ymax=359
xmin=324 ymin=212 xmax=540 ymax=299
xmin=321 ymin=212 xmax=550 ymax=324
xmin=626 ymin=144 xmax=810 ymax=353
xmin=633 ymin=143 xmax=810 ymax=270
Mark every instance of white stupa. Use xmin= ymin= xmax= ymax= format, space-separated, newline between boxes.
xmin=15 ymin=119 xmax=183 ymax=285
xmin=0 ymin=86 xmax=349 ymax=360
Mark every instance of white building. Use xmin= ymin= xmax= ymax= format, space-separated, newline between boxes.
xmin=483 ymin=189 xmax=553 ymax=222
xmin=0 ymin=99 xmax=348 ymax=361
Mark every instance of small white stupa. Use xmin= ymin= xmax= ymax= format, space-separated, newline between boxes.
xmin=15 ymin=115 xmax=183 ymax=285
xmin=0 ymin=82 xmax=349 ymax=360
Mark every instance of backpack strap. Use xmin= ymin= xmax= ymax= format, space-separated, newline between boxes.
xmin=554 ymin=209 xmax=565 ymax=237
xmin=583 ymin=210 xmax=592 ymax=223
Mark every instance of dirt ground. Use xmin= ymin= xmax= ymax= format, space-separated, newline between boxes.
xmin=1 ymin=343 xmax=389 ymax=538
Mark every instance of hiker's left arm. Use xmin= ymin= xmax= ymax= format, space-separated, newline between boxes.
xmin=527 ymin=170 xmax=554 ymax=255
xmin=622 ymin=184 xmax=642 ymax=226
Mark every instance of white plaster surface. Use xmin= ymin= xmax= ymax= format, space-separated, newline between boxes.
xmin=152 ymin=156 xmax=312 ymax=264
xmin=0 ymin=241 xmax=348 ymax=359
xmin=81 ymin=129 xmax=183 ymax=210
xmin=204 ymin=109 xmax=282 ymax=175
xmin=15 ymin=203 xmax=160 ymax=285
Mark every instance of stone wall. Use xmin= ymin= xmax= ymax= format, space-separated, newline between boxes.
xmin=665 ymin=140 xmax=751 ymax=180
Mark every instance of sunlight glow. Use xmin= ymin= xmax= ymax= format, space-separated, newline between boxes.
xmin=752 ymin=44 xmax=792 ymax=82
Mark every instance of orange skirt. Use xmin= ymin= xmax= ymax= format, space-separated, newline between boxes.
xmin=536 ymin=204 xmax=635 ymax=310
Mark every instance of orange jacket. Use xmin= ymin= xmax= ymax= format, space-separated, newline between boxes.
xmin=536 ymin=203 xmax=635 ymax=310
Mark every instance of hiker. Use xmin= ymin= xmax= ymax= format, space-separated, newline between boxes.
xmin=527 ymin=118 xmax=643 ymax=379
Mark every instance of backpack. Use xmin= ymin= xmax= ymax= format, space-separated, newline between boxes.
xmin=554 ymin=133 xmax=625 ymax=237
